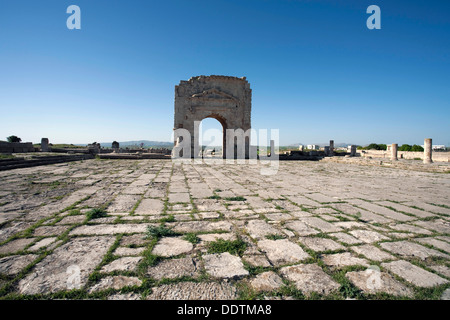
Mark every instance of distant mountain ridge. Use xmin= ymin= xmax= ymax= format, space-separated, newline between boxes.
xmin=73 ymin=140 xmax=174 ymax=148
xmin=101 ymin=140 xmax=174 ymax=148
xmin=288 ymin=142 xmax=354 ymax=148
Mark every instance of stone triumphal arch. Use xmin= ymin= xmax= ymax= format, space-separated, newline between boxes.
xmin=173 ymin=75 xmax=252 ymax=158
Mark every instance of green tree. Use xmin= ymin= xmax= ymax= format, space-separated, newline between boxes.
xmin=365 ymin=143 xmax=386 ymax=150
xmin=411 ymin=144 xmax=424 ymax=152
xmin=399 ymin=144 xmax=412 ymax=151
xmin=7 ymin=135 xmax=21 ymax=143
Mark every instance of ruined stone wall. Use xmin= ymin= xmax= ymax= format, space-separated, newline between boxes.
xmin=0 ymin=141 xmax=35 ymax=153
xmin=359 ymin=149 xmax=449 ymax=162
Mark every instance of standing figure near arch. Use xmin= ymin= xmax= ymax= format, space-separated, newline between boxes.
xmin=173 ymin=75 xmax=252 ymax=159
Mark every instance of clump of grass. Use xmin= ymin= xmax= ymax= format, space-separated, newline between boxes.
xmin=208 ymin=195 xmax=221 ymax=200
xmin=206 ymin=238 xmax=247 ymax=256
xmin=224 ymin=196 xmax=246 ymax=201
xmin=183 ymin=232 xmax=200 ymax=244
xmin=145 ymin=225 xmax=177 ymax=239
xmin=265 ymin=234 xmax=285 ymax=240
xmin=86 ymin=208 xmax=107 ymax=220
xmin=159 ymin=215 xmax=175 ymax=223
xmin=339 ymin=281 xmax=363 ymax=299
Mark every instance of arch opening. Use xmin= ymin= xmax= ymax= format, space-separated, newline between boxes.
xmin=198 ymin=116 xmax=226 ymax=158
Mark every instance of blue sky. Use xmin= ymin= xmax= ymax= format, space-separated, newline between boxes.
xmin=0 ymin=0 xmax=449 ymax=146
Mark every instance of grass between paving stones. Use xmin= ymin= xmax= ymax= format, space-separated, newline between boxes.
xmin=224 ymin=196 xmax=247 ymax=202
xmin=265 ymin=234 xmax=286 ymax=240
xmin=158 ymin=214 xmax=175 ymax=223
xmin=182 ymin=232 xmax=200 ymax=244
xmin=129 ymin=197 xmax=143 ymax=215
xmin=85 ymin=208 xmax=108 ymax=220
xmin=145 ymin=225 xmax=179 ymax=239
xmin=206 ymin=238 xmax=247 ymax=256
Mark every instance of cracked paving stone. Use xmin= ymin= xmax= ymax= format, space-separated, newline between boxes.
xmin=257 ymin=239 xmax=310 ymax=266
xmin=151 ymin=237 xmax=194 ymax=257
xmin=242 ymin=254 xmax=271 ymax=267
xmin=245 ymin=220 xmax=284 ymax=239
xmin=101 ymin=256 xmax=143 ymax=273
xmin=0 ymin=254 xmax=38 ymax=276
xmin=381 ymin=260 xmax=449 ymax=288
xmin=321 ymin=252 xmax=370 ymax=268
xmin=415 ymin=238 xmax=450 ymax=253
xmin=280 ymin=263 xmax=340 ymax=296
xmin=147 ymin=256 xmax=200 ymax=280
xmin=134 ymin=199 xmax=165 ymax=215
xmin=380 ymin=240 xmax=450 ymax=260
xmin=298 ymin=237 xmax=345 ymax=252
xmin=350 ymin=244 xmax=396 ymax=261
xmin=114 ymin=247 xmax=145 ymax=256
xmin=89 ymin=276 xmax=142 ymax=293
xmin=0 ymin=238 xmax=35 ymax=254
xmin=147 ymin=281 xmax=237 ymax=300
xmin=283 ymin=220 xmax=319 ymax=236
xmin=203 ymin=252 xmax=248 ymax=279
xmin=349 ymin=229 xmax=390 ymax=243
xmin=346 ymin=270 xmax=413 ymax=297
xmin=167 ymin=221 xmax=232 ymax=233
xmin=330 ymin=232 xmax=362 ymax=245
xmin=28 ymin=237 xmax=58 ymax=252
xmin=108 ymin=293 xmax=141 ymax=300
xmin=69 ymin=223 xmax=152 ymax=236
xmin=249 ymin=271 xmax=284 ymax=292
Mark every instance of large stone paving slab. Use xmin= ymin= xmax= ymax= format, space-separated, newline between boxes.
xmin=349 ymin=229 xmax=390 ymax=243
xmin=89 ymin=276 xmax=142 ymax=293
xmin=321 ymin=252 xmax=370 ymax=268
xmin=69 ymin=223 xmax=151 ymax=236
xmin=298 ymin=237 xmax=345 ymax=252
xmin=279 ymin=263 xmax=340 ymax=296
xmin=203 ymin=252 xmax=248 ymax=279
xmin=257 ymin=239 xmax=310 ymax=266
xmin=380 ymin=241 xmax=450 ymax=260
xmin=0 ymin=254 xmax=38 ymax=276
xmin=244 ymin=220 xmax=283 ymax=239
xmin=147 ymin=256 xmax=200 ymax=280
xmin=351 ymin=244 xmax=396 ymax=261
xmin=18 ymin=236 xmax=115 ymax=294
xmin=0 ymin=238 xmax=35 ymax=254
xmin=346 ymin=270 xmax=413 ymax=297
xmin=151 ymin=237 xmax=194 ymax=257
xmin=249 ymin=271 xmax=284 ymax=292
xmin=284 ymin=220 xmax=319 ymax=236
xmin=134 ymin=199 xmax=165 ymax=215
xmin=381 ymin=260 xmax=449 ymax=288
xmin=147 ymin=281 xmax=238 ymax=300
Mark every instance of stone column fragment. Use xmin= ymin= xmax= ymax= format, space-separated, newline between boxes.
xmin=391 ymin=143 xmax=398 ymax=161
xmin=423 ymin=138 xmax=432 ymax=164
xmin=41 ymin=138 xmax=49 ymax=152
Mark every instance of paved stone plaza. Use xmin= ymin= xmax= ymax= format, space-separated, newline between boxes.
xmin=0 ymin=159 xmax=449 ymax=300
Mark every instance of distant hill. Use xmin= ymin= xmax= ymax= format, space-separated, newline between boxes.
xmin=99 ymin=140 xmax=174 ymax=148
xmin=287 ymin=142 xmax=354 ymax=148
